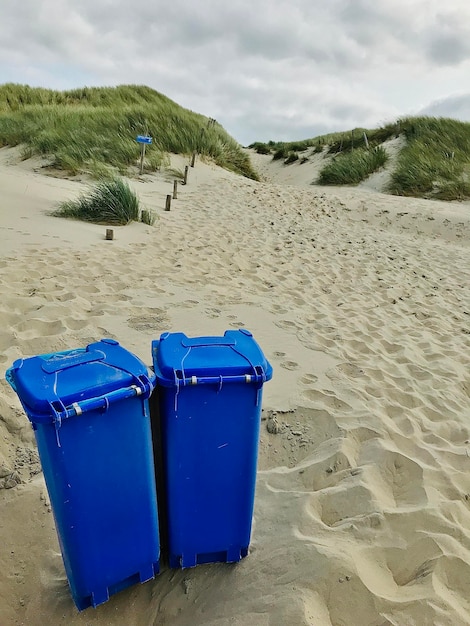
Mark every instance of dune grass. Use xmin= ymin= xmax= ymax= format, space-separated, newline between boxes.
xmin=249 ymin=132 xmax=347 ymax=158
xmin=318 ymin=118 xmax=470 ymax=199
xmin=52 ymin=178 xmax=154 ymax=226
xmin=388 ymin=117 xmax=470 ymax=200
xmin=284 ymin=152 xmax=299 ymax=164
xmin=3 ymin=85 xmax=470 ymax=200
xmin=317 ymin=146 xmax=388 ymax=185
xmin=252 ymin=117 xmax=470 ymax=200
xmin=325 ymin=123 xmax=400 ymax=155
xmin=0 ymin=84 xmax=257 ymax=180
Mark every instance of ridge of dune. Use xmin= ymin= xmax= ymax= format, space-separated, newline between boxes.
xmin=1 ymin=146 xmax=470 ymax=625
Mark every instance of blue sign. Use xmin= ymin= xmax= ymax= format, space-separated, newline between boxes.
xmin=136 ymin=135 xmax=152 ymax=144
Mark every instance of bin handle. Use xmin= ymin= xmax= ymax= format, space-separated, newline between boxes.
xmin=180 ymin=337 xmax=236 ymax=348
xmin=176 ymin=373 xmax=266 ymax=386
xmin=170 ymin=371 xmax=266 ymax=412
xmin=48 ymin=374 xmax=153 ymax=423
xmin=177 ymin=343 xmax=263 ymax=385
xmin=166 ymin=371 xmax=267 ymax=388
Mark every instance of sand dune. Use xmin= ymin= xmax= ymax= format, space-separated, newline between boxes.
xmin=1 ymin=146 xmax=470 ymax=625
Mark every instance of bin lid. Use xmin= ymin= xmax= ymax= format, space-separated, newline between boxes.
xmin=152 ymin=329 xmax=273 ymax=386
xmin=7 ymin=339 xmax=155 ymax=423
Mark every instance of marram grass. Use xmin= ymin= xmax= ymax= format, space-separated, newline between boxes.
xmin=52 ymin=178 xmax=154 ymax=226
xmin=317 ymin=147 xmax=388 ymax=185
xmin=0 ymin=84 xmax=258 ymax=180
xmin=321 ymin=117 xmax=470 ymax=200
xmin=252 ymin=117 xmax=470 ymax=201
xmin=388 ymin=117 xmax=470 ymax=199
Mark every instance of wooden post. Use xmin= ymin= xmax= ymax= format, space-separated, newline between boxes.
xmin=363 ymin=132 xmax=369 ymax=149
xmin=139 ymin=143 xmax=146 ymax=175
xmin=105 ymin=229 xmax=114 ymax=241
xmin=351 ymin=130 xmax=354 ymax=151
xmin=165 ymin=195 xmax=171 ymax=211
xmin=183 ymin=165 xmax=189 ymax=185
xmin=198 ymin=127 xmax=206 ymax=154
xmin=191 ymin=151 xmax=196 ymax=167
xmin=173 ymin=180 xmax=178 ymax=199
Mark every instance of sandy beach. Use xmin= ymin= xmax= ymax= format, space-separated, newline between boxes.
xmin=1 ymin=145 xmax=470 ymax=625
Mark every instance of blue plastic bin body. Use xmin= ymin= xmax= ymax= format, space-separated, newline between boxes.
xmin=6 ymin=339 xmax=160 ymax=610
xmin=151 ymin=329 xmax=272 ymax=568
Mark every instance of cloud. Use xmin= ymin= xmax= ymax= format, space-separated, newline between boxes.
xmin=424 ymin=12 xmax=470 ymax=66
xmin=1 ymin=0 xmax=470 ymax=144
xmin=419 ymin=93 xmax=470 ymax=121
xmin=426 ymin=35 xmax=470 ymax=65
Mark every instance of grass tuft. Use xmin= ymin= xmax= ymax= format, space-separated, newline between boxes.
xmin=387 ymin=117 xmax=470 ymax=200
xmin=272 ymin=147 xmax=288 ymax=161
xmin=317 ymin=147 xmax=388 ymax=185
xmin=284 ymin=152 xmax=299 ymax=164
xmin=140 ymin=209 xmax=157 ymax=226
xmin=52 ymin=178 xmax=142 ymax=225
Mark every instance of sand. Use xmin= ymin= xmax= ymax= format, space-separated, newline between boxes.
xmin=1 ymin=145 xmax=470 ymax=625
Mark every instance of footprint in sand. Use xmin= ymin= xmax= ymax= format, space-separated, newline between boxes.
xmin=315 ymin=483 xmax=378 ymax=527
xmin=276 ymin=319 xmax=302 ymax=331
xmin=376 ymin=450 xmax=428 ymax=507
xmin=302 ymin=389 xmax=353 ymax=412
xmin=16 ymin=319 xmax=65 ymax=337
xmin=406 ymin=363 xmax=433 ymax=381
xmin=280 ymin=360 xmax=298 ymax=371
xmin=335 ymin=363 xmax=365 ymax=378
xmin=270 ymin=304 xmax=288 ymax=314
xmin=128 ymin=310 xmax=168 ymax=331
xmin=64 ymin=318 xmax=89 ymax=331
xmin=300 ymin=373 xmax=318 ymax=384
xmin=80 ymin=285 xmax=100 ymax=294
xmin=56 ymin=292 xmax=76 ymax=302
xmin=384 ymin=538 xmax=442 ymax=587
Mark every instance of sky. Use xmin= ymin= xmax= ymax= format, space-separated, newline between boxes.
xmin=1 ymin=0 xmax=470 ymax=145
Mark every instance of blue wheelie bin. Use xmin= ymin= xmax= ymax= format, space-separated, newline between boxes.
xmin=151 ymin=329 xmax=272 ymax=568
xmin=6 ymin=339 xmax=160 ymax=610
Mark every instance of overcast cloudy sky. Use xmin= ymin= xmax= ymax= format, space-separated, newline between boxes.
xmin=1 ymin=0 xmax=470 ymax=145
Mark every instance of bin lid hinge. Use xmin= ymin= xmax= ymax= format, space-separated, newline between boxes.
xmin=131 ymin=384 xmax=143 ymax=396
